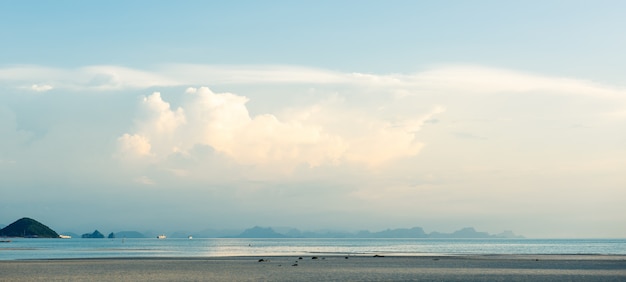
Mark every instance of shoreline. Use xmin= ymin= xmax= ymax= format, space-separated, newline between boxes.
xmin=1 ymin=255 xmax=625 ymax=281
xmin=10 ymin=253 xmax=626 ymax=260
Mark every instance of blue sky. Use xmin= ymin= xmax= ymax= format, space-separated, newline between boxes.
xmin=4 ymin=1 xmax=626 ymax=79
xmin=1 ymin=1 xmax=625 ymax=237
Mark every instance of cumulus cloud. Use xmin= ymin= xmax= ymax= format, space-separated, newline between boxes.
xmin=118 ymin=87 xmax=442 ymax=171
xmin=117 ymin=133 xmax=152 ymax=158
xmin=137 ymin=92 xmax=186 ymax=134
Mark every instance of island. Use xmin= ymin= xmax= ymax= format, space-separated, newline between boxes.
xmin=0 ymin=217 xmax=59 ymax=238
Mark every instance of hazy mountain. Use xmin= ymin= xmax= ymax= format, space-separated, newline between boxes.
xmin=81 ymin=230 xmax=105 ymax=238
xmin=235 ymin=226 xmax=287 ymax=238
xmin=429 ymin=227 xmax=490 ymax=238
xmin=361 ymin=227 xmax=428 ymax=238
xmin=428 ymin=227 xmax=524 ymax=238
xmin=233 ymin=226 xmax=523 ymax=239
xmin=114 ymin=231 xmax=146 ymax=238
xmin=2 ymin=218 xmax=523 ymax=239
xmin=494 ymin=230 xmax=524 ymax=239
xmin=284 ymin=228 xmax=355 ymax=238
xmin=194 ymin=228 xmax=242 ymax=238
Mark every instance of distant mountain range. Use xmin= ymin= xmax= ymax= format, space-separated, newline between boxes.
xmin=1 ymin=217 xmax=524 ymax=239
xmin=230 ymin=226 xmax=523 ymax=239
xmin=134 ymin=226 xmax=522 ymax=239
xmin=114 ymin=231 xmax=147 ymax=238
xmin=94 ymin=226 xmax=522 ymax=239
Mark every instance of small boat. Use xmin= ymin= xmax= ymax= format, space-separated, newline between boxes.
xmin=157 ymin=234 xmax=166 ymax=239
xmin=188 ymin=235 xmax=193 ymax=239
xmin=59 ymin=235 xmax=72 ymax=239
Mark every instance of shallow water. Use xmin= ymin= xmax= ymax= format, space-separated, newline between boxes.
xmin=1 ymin=238 xmax=625 ymax=260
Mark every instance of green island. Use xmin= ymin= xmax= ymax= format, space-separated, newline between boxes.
xmin=0 ymin=217 xmax=59 ymax=238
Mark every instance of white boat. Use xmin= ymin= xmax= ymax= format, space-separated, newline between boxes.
xmin=188 ymin=235 xmax=193 ymax=239
xmin=59 ymin=235 xmax=72 ymax=239
xmin=157 ymin=234 xmax=166 ymax=239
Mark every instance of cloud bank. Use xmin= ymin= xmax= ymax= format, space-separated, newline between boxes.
xmin=118 ymin=87 xmax=443 ymax=171
xmin=2 ymin=64 xmax=625 ymax=100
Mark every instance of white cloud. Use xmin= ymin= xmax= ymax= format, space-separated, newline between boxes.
xmin=30 ymin=84 xmax=53 ymax=92
xmin=117 ymin=133 xmax=152 ymax=158
xmin=118 ymin=87 xmax=442 ymax=170
xmin=0 ymin=65 xmax=178 ymax=91
xmin=102 ymin=63 xmax=625 ymax=176
xmin=80 ymin=65 xmax=180 ymax=90
xmin=162 ymin=64 xmax=348 ymax=85
xmin=138 ymin=92 xmax=186 ymax=134
xmin=408 ymin=65 xmax=626 ymax=98
xmin=2 ymin=64 xmax=625 ymax=104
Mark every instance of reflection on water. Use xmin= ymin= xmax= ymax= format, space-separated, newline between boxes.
xmin=1 ymin=238 xmax=625 ymax=260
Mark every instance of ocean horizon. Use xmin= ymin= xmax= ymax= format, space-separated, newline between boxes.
xmin=2 ymin=238 xmax=625 ymax=261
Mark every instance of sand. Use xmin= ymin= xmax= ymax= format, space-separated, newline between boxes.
xmin=1 ymin=255 xmax=625 ymax=281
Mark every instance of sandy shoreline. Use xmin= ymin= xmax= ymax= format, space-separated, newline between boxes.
xmin=1 ymin=255 xmax=625 ymax=281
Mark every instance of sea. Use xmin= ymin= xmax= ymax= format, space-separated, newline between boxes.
xmin=1 ymin=238 xmax=625 ymax=260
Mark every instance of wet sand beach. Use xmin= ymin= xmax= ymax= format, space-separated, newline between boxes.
xmin=1 ymin=255 xmax=625 ymax=281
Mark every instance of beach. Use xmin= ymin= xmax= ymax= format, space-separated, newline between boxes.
xmin=1 ymin=255 xmax=625 ymax=281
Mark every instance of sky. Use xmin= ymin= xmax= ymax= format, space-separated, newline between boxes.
xmin=1 ymin=1 xmax=625 ymax=238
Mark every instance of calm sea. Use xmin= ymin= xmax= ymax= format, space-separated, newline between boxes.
xmin=1 ymin=238 xmax=625 ymax=260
